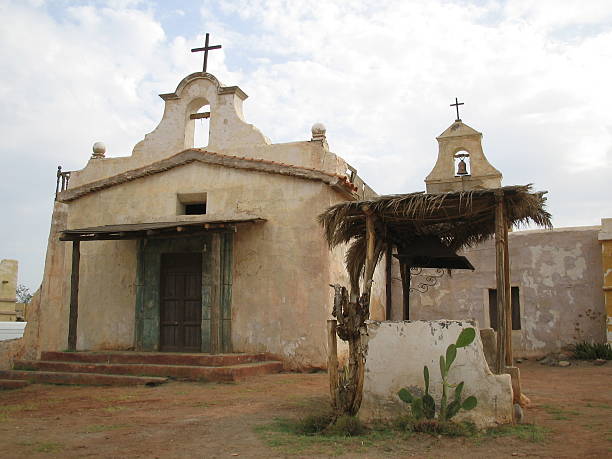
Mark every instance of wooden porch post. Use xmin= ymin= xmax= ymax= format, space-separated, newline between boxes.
xmin=68 ymin=240 xmax=80 ymax=352
xmin=504 ymin=221 xmax=513 ymax=367
xmin=494 ymin=192 xmax=509 ymax=373
xmin=210 ymin=233 xmax=222 ymax=354
xmin=400 ymin=263 xmax=411 ymax=320
xmin=385 ymin=244 xmax=393 ymax=320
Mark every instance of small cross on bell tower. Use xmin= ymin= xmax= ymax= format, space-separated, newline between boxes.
xmin=450 ymin=97 xmax=464 ymax=122
xmin=425 ymin=100 xmax=503 ymax=193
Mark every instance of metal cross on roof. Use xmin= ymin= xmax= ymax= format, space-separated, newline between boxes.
xmin=191 ymin=33 xmax=222 ymax=73
xmin=450 ymin=97 xmax=464 ymax=122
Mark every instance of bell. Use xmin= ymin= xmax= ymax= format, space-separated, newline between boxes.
xmin=456 ymin=158 xmax=468 ymax=176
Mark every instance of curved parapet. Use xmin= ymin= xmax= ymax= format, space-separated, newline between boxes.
xmin=131 ymin=72 xmax=270 ymax=162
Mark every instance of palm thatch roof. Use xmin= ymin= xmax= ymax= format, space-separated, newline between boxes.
xmin=318 ymin=185 xmax=551 ymax=288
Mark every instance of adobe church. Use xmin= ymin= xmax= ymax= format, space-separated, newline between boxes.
xmin=6 ymin=67 xmax=388 ymax=371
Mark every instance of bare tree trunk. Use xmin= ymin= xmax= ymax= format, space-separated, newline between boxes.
xmin=326 ymin=206 xmax=378 ymax=417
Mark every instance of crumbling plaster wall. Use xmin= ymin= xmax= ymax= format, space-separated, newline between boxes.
xmin=360 ymin=321 xmax=513 ymax=428
xmin=404 ymin=226 xmax=605 ymax=356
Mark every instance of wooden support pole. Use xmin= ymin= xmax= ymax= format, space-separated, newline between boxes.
xmin=327 ymin=319 xmax=339 ymax=410
xmin=504 ymin=216 xmax=513 ymax=367
xmin=495 ymin=192 xmax=508 ymax=374
xmin=68 ymin=240 xmax=80 ymax=352
xmin=385 ymin=244 xmax=393 ymax=320
xmin=400 ymin=263 xmax=411 ymax=320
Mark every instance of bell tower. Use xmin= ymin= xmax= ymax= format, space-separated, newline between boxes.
xmin=425 ymin=102 xmax=502 ymax=193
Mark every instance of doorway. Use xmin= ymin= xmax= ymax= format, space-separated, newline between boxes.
xmin=160 ymin=253 xmax=202 ymax=352
xmin=134 ymin=234 xmax=234 ymax=353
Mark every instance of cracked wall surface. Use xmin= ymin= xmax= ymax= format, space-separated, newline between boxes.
xmin=402 ymin=226 xmax=605 ymax=356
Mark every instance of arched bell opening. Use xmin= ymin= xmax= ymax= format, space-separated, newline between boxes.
xmin=185 ymin=97 xmax=211 ymax=149
xmin=454 ymin=150 xmax=471 ymax=176
xmin=193 ymin=106 xmax=210 ymax=148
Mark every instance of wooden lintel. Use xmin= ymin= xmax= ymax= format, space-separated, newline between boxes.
xmin=190 ymin=112 xmax=210 ymax=120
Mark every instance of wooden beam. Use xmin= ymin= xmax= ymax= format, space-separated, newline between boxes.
xmin=67 ymin=240 xmax=80 ymax=351
xmin=190 ymin=112 xmax=210 ymax=120
xmin=495 ymin=192 xmax=508 ymax=374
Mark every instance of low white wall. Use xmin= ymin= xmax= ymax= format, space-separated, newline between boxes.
xmin=0 ymin=321 xmax=26 ymax=341
xmin=360 ymin=320 xmax=513 ymax=428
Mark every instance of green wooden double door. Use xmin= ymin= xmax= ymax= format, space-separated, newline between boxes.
xmin=134 ymin=233 xmax=233 ymax=353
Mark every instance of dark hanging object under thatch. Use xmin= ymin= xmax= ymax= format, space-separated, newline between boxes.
xmin=318 ymin=184 xmax=551 ymax=289
xmin=394 ymin=236 xmax=475 ymax=270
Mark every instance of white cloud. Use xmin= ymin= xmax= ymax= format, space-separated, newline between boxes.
xmin=1 ymin=0 xmax=611 ymax=289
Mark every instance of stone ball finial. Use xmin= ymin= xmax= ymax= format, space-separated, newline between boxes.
xmin=91 ymin=141 xmax=106 ymax=159
xmin=311 ymin=123 xmax=326 ymax=141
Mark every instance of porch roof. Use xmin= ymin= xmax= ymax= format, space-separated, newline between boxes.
xmin=60 ymin=214 xmax=265 ymax=241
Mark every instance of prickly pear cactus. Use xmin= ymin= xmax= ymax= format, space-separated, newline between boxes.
xmin=397 ymin=327 xmax=479 ymax=422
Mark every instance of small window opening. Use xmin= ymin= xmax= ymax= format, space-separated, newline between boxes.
xmin=454 ymin=151 xmax=470 ymax=176
xmin=177 ymin=192 xmax=207 ymax=215
xmin=184 ymin=203 xmax=206 ymax=215
xmin=488 ymin=287 xmax=521 ymax=330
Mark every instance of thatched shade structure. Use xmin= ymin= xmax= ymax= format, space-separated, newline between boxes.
xmin=319 ymin=184 xmax=551 ymax=379
xmin=319 ymin=184 xmax=551 ymax=290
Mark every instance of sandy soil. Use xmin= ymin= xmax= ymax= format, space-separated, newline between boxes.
xmin=1 ymin=360 xmax=610 ymax=458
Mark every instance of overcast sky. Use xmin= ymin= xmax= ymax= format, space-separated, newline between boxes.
xmin=1 ymin=0 xmax=611 ymax=290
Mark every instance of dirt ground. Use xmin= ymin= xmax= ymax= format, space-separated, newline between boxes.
xmin=1 ymin=360 xmax=610 ymax=458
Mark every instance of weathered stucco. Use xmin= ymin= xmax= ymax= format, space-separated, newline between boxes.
xmin=360 ymin=320 xmax=513 ymax=428
xmin=16 ymin=72 xmax=382 ymax=370
xmin=404 ymin=226 xmax=606 ymax=356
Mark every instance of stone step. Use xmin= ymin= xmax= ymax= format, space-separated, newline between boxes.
xmin=0 ymin=378 xmax=30 ymax=390
xmin=0 ymin=370 xmax=168 ymax=387
xmin=40 ymin=351 xmax=270 ymax=367
xmin=14 ymin=360 xmax=283 ymax=382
